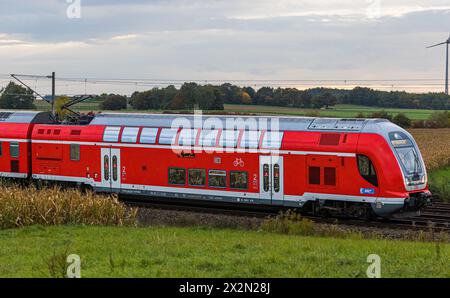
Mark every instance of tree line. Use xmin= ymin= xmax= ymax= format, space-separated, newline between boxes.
xmin=100 ymin=83 xmax=449 ymax=111
xmin=1 ymin=81 xmax=449 ymax=112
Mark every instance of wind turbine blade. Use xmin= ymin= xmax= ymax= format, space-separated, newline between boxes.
xmin=427 ymin=42 xmax=446 ymax=48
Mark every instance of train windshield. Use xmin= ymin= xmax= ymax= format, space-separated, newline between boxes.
xmin=395 ymin=146 xmax=421 ymax=175
xmin=389 ymin=131 xmax=422 ymax=176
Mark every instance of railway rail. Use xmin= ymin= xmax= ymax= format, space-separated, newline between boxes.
xmin=120 ymin=196 xmax=450 ymax=232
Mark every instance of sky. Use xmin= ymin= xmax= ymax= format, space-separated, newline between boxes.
xmin=0 ymin=0 xmax=449 ymax=95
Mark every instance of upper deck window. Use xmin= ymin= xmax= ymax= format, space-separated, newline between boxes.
xmin=103 ymin=126 xmax=121 ymax=142
xmin=261 ymin=131 xmax=284 ymax=149
xmin=178 ymin=129 xmax=197 ymax=146
xmin=158 ymin=128 xmax=178 ymax=145
xmin=140 ymin=128 xmax=158 ymax=144
xmin=240 ymin=131 xmax=261 ymax=148
xmin=219 ymin=130 xmax=239 ymax=148
xmin=199 ymin=130 xmax=219 ymax=147
xmin=121 ymin=127 xmax=139 ymax=143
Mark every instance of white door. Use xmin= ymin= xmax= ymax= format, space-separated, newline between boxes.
xmin=259 ymin=155 xmax=284 ymax=204
xmin=100 ymin=148 xmax=121 ymax=191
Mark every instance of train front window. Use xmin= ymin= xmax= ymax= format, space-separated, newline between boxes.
xmin=357 ymin=155 xmax=378 ymax=187
xmin=396 ymin=147 xmax=421 ymax=175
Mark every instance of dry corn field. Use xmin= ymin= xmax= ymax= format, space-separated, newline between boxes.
xmin=408 ymin=128 xmax=450 ymax=171
xmin=0 ymin=183 xmax=137 ymax=229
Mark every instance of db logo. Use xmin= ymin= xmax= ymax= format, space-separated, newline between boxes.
xmin=233 ymin=158 xmax=244 ymax=167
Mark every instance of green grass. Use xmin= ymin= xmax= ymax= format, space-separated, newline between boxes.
xmin=0 ymin=225 xmax=448 ymax=277
xmin=34 ymin=100 xmax=438 ymax=120
xmin=429 ymin=167 xmax=450 ymax=202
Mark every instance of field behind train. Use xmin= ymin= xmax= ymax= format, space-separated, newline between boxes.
xmin=34 ymin=100 xmax=439 ymax=120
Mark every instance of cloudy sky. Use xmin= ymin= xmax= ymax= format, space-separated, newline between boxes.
xmin=0 ymin=0 xmax=449 ymax=95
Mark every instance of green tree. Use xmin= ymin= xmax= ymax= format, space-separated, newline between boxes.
xmin=99 ymin=94 xmax=127 ymax=110
xmin=0 ymin=81 xmax=35 ymax=109
xmin=392 ymin=113 xmax=412 ymax=128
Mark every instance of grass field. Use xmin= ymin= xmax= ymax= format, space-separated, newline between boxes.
xmin=0 ymin=225 xmax=448 ymax=278
xmin=34 ymin=100 xmax=439 ymax=120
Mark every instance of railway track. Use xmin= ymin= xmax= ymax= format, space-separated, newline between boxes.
xmin=120 ymin=196 xmax=450 ymax=232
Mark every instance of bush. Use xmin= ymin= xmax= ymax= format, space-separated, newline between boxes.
xmin=0 ymin=183 xmax=137 ymax=229
xmin=392 ymin=113 xmax=411 ymax=128
xmin=99 ymin=94 xmax=127 ymax=110
xmin=427 ymin=111 xmax=450 ymax=128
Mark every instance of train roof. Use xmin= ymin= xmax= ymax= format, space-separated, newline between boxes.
xmin=90 ymin=112 xmax=389 ymax=132
xmin=0 ymin=110 xmax=53 ymax=124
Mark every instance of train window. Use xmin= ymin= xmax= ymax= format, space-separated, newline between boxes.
xmin=273 ymin=164 xmax=280 ymax=192
xmin=112 ymin=156 xmax=118 ymax=181
xmin=308 ymin=167 xmax=321 ymax=185
xmin=0 ymin=142 xmax=2 ymax=156
xmin=104 ymin=155 xmax=110 ymax=181
xmin=199 ymin=130 xmax=219 ymax=147
xmin=178 ymin=129 xmax=197 ymax=146
xmin=208 ymin=170 xmax=226 ymax=188
xmin=219 ymin=130 xmax=239 ymax=148
xmin=261 ymin=131 xmax=284 ymax=149
xmin=168 ymin=168 xmax=186 ymax=185
xmin=103 ymin=126 xmax=121 ymax=142
xmin=263 ymin=164 xmax=270 ymax=192
xmin=357 ymin=155 xmax=378 ymax=187
xmin=188 ymin=169 xmax=206 ymax=186
xmin=121 ymin=127 xmax=139 ymax=143
xmin=159 ymin=128 xmax=178 ymax=145
xmin=70 ymin=144 xmax=80 ymax=161
xmin=230 ymin=171 xmax=248 ymax=190
xmin=324 ymin=167 xmax=336 ymax=186
xmin=240 ymin=131 xmax=261 ymax=149
xmin=10 ymin=142 xmax=19 ymax=158
xmin=140 ymin=128 xmax=158 ymax=144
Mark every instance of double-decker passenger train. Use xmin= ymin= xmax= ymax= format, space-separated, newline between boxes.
xmin=0 ymin=110 xmax=432 ymax=218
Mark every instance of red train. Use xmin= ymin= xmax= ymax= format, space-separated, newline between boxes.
xmin=0 ymin=110 xmax=432 ymax=218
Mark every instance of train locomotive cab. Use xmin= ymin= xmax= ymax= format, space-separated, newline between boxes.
xmin=360 ymin=120 xmax=432 ymax=218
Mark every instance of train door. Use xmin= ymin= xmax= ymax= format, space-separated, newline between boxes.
xmin=100 ymin=148 xmax=121 ymax=191
xmin=259 ymin=155 xmax=284 ymax=204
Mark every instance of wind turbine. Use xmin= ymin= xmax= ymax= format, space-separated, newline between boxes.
xmin=427 ymin=34 xmax=450 ymax=95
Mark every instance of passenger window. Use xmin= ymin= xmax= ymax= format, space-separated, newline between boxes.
xmin=357 ymin=155 xmax=378 ymax=187
xmin=10 ymin=142 xmax=19 ymax=158
xmin=70 ymin=144 xmax=80 ymax=161
xmin=261 ymin=131 xmax=284 ymax=149
xmin=104 ymin=155 xmax=109 ymax=180
xmin=112 ymin=156 xmax=118 ymax=181
xmin=240 ymin=131 xmax=261 ymax=148
xmin=0 ymin=142 xmax=2 ymax=156
xmin=121 ymin=127 xmax=139 ymax=143
xmin=308 ymin=167 xmax=321 ymax=185
xmin=159 ymin=128 xmax=178 ymax=145
xmin=140 ymin=128 xmax=158 ymax=144
xmin=188 ymin=169 xmax=206 ymax=186
xmin=219 ymin=130 xmax=239 ymax=148
xmin=103 ymin=126 xmax=121 ymax=142
xmin=199 ymin=130 xmax=219 ymax=147
xmin=230 ymin=171 xmax=248 ymax=190
xmin=178 ymin=129 xmax=197 ymax=146
xmin=168 ymin=168 xmax=186 ymax=185
xmin=208 ymin=170 xmax=226 ymax=188
xmin=273 ymin=164 xmax=280 ymax=192
xmin=263 ymin=164 xmax=270 ymax=192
